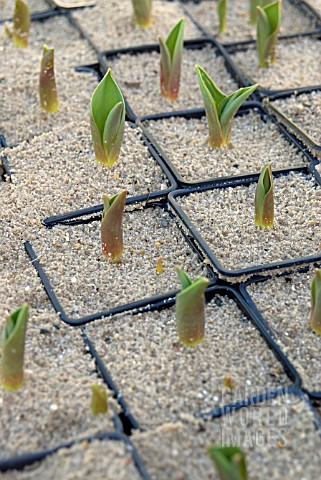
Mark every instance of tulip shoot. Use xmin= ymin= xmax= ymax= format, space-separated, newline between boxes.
xmin=159 ymin=18 xmax=185 ymax=101
xmin=39 ymin=45 xmax=59 ymax=113
xmin=1 ymin=303 xmax=28 ymax=390
xmin=208 ymin=445 xmax=247 ymax=480
xmin=254 ymin=163 xmax=274 ymax=228
xmin=249 ymin=0 xmax=270 ymax=24
xmin=256 ymin=0 xmax=281 ymax=67
xmin=5 ymin=0 xmax=30 ymax=48
xmin=175 ymin=268 xmax=209 ymax=347
xmin=310 ymin=269 xmax=321 ymax=335
xmin=90 ymin=69 xmax=125 ymax=167
xmin=101 ymin=190 xmax=126 ymax=260
xmin=217 ymin=0 xmax=227 ymax=33
xmin=196 ymin=65 xmax=257 ymax=148
xmin=91 ymin=384 xmax=108 ymax=415
xmin=131 ymin=0 xmax=152 ymax=28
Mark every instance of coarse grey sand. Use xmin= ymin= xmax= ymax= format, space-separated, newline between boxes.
xmin=31 ymin=206 xmax=209 ymax=319
xmin=71 ymin=0 xmax=202 ymax=51
xmin=107 ymin=45 xmax=238 ymax=117
xmin=85 ymin=296 xmax=289 ymax=430
xmin=2 ymin=439 xmax=142 ymax=480
xmin=0 ymin=0 xmax=49 ymax=19
xmin=2 ymin=122 xmax=170 ymax=217
xmin=185 ymin=0 xmax=320 ymax=42
xmin=143 ymin=110 xmax=307 ymax=182
xmin=307 ymin=0 xmax=321 ymax=16
xmin=229 ymin=37 xmax=321 ymax=91
xmin=0 ymin=48 xmax=98 ymax=146
xmin=133 ymin=394 xmax=321 ymax=480
xmin=246 ymin=268 xmax=321 ymax=393
xmin=175 ymin=171 xmax=321 ymax=273
xmin=270 ymin=91 xmax=321 ymax=148
xmin=0 ymin=14 xmax=96 ymax=67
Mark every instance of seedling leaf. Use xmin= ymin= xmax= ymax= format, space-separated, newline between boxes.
xmin=159 ymin=18 xmax=185 ymax=101
xmin=256 ymin=0 xmax=281 ymax=67
xmin=217 ymin=0 xmax=227 ymax=33
xmin=91 ymin=384 xmax=108 ymax=415
xmin=90 ymin=69 xmax=125 ymax=167
xmin=101 ymin=190 xmax=126 ymax=260
xmin=39 ymin=44 xmax=59 ymax=113
xmin=196 ymin=65 xmax=257 ymax=148
xmin=208 ymin=445 xmax=247 ymax=480
xmin=175 ymin=268 xmax=209 ymax=347
xmin=254 ymin=163 xmax=274 ymax=228
xmin=310 ymin=269 xmax=321 ymax=335
xmin=1 ymin=303 xmax=28 ymax=390
xmin=131 ymin=0 xmax=152 ymax=27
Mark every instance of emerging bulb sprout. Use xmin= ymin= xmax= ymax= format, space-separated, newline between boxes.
xmin=39 ymin=45 xmax=59 ymax=113
xmin=217 ymin=0 xmax=227 ymax=33
xmin=101 ymin=190 xmax=126 ymax=260
xmin=0 ymin=303 xmax=28 ymax=390
xmin=175 ymin=267 xmax=209 ymax=347
xmin=159 ymin=18 xmax=185 ymax=101
xmin=256 ymin=0 xmax=281 ymax=67
xmin=90 ymin=68 xmax=125 ymax=167
xmin=4 ymin=0 xmax=30 ymax=48
xmin=196 ymin=65 xmax=257 ymax=148
xmin=254 ymin=163 xmax=274 ymax=228
xmin=208 ymin=445 xmax=247 ymax=480
xmin=90 ymin=384 xmax=108 ymax=415
xmin=131 ymin=0 xmax=152 ymax=28
xmin=249 ymin=0 xmax=270 ymax=24
xmin=310 ymin=269 xmax=321 ymax=335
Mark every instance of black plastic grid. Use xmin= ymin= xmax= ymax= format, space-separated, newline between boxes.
xmin=26 ymin=201 xmax=216 ymax=326
xmin=239 ymin=268 xmax=321 ymax=401
xmin=138 ymin=100 xmax=315 ymax=187
xmin=98 ymin=37 xmax=257 ymax=122
xmin=169 ymin=165 xmax=321 ymax=277
xmin=0 ymin=431 xmax=151 ymax=479
xmin=81 ymin=283 xmax=303 ymax=430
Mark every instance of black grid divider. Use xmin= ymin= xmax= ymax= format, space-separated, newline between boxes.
xmin=81 ymin=283 xmax=301 ymax=430
xmin=168 ymin=165 xmax=321 ymax=278
xmin=181 ymin=0 xmax=321 ymax=41
xmin=263 ymin=87 xmax=321 ymax=152
xmin=137 ymin=100 xmax=313 ymax=187
xmin=0 ymin=7 xmax=63 ymax=25
xmin=197 ymin=384 xmax=321 ymax=438
xmin=97 ymin=37 xmax=259 ymax=122
xmin=25 ymin=200 xmax=216 ymax=326
xmin=239 ymin=269 xmax=321 ymax=401
xmin=0 ymin=431 xmax=151 ymax=479
xmin=216 ymin=33 xmax=321 ymax=98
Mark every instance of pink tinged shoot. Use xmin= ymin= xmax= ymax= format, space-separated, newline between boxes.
xmin=90 ymin=68 xmax=125 ymax=167
xmin=5 ymin=0 xmax=30 ymax=48
xmin=195 ymin=65 xmax=258 ymax=148
xmin=159 ymin=18 xmax=185 ymax=101
xmin=39 ymin=44 xmax=59 ymax=113
xmin=217 ymin=0 xmax=227 ymax=33
xmin=254 ymin=163 xmax=274 ymax=228
xmin=131 ymin=0 xmax=152 ymax=28
xmin=256 ymin=0 xmax=281 ymax=67
xmin=0 ymin=303 xmax=28 ymax=391
xmin=175 ymin=267 xmax=209 ymax=347
xmin=101 ymin=190 xmax=127 ymax=260
xmin=90 ymin=384 xmax=108 ymax=415
xmin=208 ymin=445 xmax=247 ymax=480
xmin=310 ymin=269 xmax=321 ymax=335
